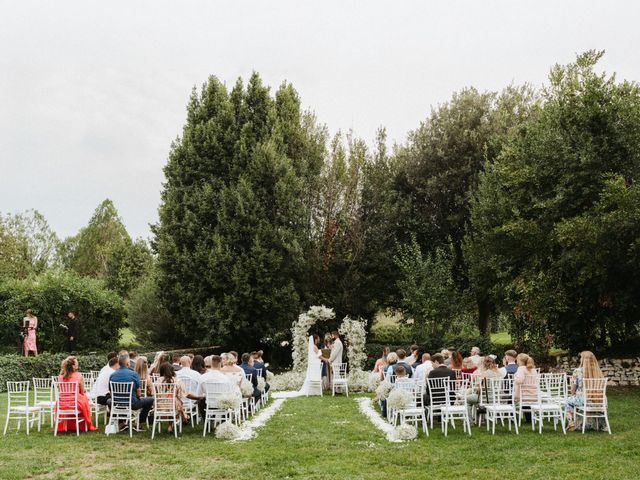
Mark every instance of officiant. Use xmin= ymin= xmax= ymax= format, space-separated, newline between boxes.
xmin=321 ymin=333 xmax=333 ymax=389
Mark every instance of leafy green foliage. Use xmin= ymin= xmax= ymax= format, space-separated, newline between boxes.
xmin=465 ymin=50 xmax=640 ymax=353
xmin=0 ymin=353 xmax=105 ymax=392
xmin=127 ymin=268 xmax=175 ymax=345
xmin=0 ymin=271 xmax=125 ymax=352
xmin=105 ymin=238 xmax=153 ymax=298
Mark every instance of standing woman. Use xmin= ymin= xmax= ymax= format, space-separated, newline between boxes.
xmin=23 ymin=309 xmax=38 ymax=357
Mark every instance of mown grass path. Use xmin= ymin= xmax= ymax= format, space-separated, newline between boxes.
xmin=1 ymin=390 xmax=639 ymax=479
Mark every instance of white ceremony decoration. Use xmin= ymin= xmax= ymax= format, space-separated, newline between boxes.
xmin=257 ymin=376 xmax=266 ymax=392
xmin=375 ymin=381 xmax=393 ymax=400
xmin=387 ymin=389 xmax=411 ymax=410
xmin=240 ymin=378 xmax=254 ymax=398
xmin=291 ymin=305 xmax=335 ymax=372
xmin=215 ymin=421 xmax=242 ymax=440
xmin=392 ymin=423 xmax=418 ymax=441
xmin=339 ymin=316 xmax=368 ymax=370
xmin=218 ymin=394 xmax=241 ymax=411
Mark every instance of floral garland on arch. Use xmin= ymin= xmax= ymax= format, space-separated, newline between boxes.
xmin=338 ymin=316 xmax=367 ymax=370
xmin=291 ymin=305 xmax=335 ymax=372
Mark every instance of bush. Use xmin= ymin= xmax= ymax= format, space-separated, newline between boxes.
xmin=127 ymin=271 xmax=176 ymax=345
xmin=370 ymin=324 xmax=413 ymax=344
xmin=0 ymin=271 xmax=125 ymax=353
xmin=0 ymin=353 xmax=106 ymax=391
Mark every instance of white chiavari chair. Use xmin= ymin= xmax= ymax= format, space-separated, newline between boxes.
xmin=331 ymin=363 xmax=349 ymax=397
xmin=33 ymin=377 xmax=55 ymax=428
xmin=575 ymin=378 xmax=611 ymax=434
xmin=151 ymin=383 xmax=181 ymax=439
xmin=202 ymin=381 xmax=234 ymax=436
xmin=54 ymin=382 xmax=86 ymax=436
xmin=484 ymin=377 xmax=519 ymax=435
xmin=3 ymin=381 xmax=40 ymax=435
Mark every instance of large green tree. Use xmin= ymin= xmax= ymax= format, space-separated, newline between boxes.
xmin=153 ymin=74 xmax=324 ymax=349
xmin=466 ymin=51 xmax=640 ymax=352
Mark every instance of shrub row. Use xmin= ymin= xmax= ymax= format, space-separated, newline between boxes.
xmin=0 ymin=353 xmax=106 ymax=392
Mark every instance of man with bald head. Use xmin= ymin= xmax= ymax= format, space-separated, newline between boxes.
xmin=176 ymin=355 xmax=201 ymax=395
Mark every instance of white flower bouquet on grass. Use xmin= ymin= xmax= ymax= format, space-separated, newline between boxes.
xmin=375 ymin=381 xmax=393 ymax=401
xmin=217 ymin=394 xmax=241 ymax=410
xmin=392 ymin=423 xmax=418 ymax=441
xmin=240 ymin=378 xmax=254 ymax=398
xmin=387 ymin=389 xmax=411 ymax=410
xmin=215 ymin=421 xmax=241 ymax=440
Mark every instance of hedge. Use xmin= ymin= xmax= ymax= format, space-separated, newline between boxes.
xmin=0 ymin=271 xmax=125 ymax=353
xmin=0 ymin=353 xmax=106 ymax=392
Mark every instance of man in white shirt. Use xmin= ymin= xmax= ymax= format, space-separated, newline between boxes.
xmin=176 ymin=355 xmax=201 ymax=394
xmin=197 ymin=355 xmax=229 ymax=397
xmin=414 ymin=353 xmax=433 ymax=382
xmin=92 ymin=356 xmax=119 ymax=405
xmin=470 ymin=346 xmax=482 ymax=366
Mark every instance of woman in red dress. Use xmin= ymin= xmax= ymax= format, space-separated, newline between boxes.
xmin=23 ymin=309 xmax=38 ymax=356
xmin=56 ymin=356 xmax=98 ymax=433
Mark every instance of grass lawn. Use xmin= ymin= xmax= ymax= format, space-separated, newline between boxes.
xmin=1 ymin=389 xmax=639 ymax=480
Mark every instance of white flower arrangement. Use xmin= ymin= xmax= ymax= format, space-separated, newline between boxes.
xmin=392 ymin=423 xmax=418 ymax=441
xmin=339 ymin=316 xmax=368 ymax=370
xmin=217 ymin=394 xmax=241 ymax=410
xmin=387 ymin=389 xmax=411 ymax=410
xmin=291 ymin=305 xmax=335 ymax=372
xmin=257 ymin=376 xmax=266 ymax=392
xmin=240 ymin=378 xmax=254 ymax=398
xmin=270 ymin=371 xmax=305 ymax=391
xmin=215 ymin=421 xmax=242 ymax=440
xmin=266 ymin=370 xmax=274 ymax=382
xmin=375 ymin=381 xmax=394 ymax=400
xmin=349 ymin=369 xmax=381 ymax=393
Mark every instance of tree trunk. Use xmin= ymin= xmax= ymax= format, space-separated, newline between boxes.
xmin=477 ymin=299 xmax=491 ymax=336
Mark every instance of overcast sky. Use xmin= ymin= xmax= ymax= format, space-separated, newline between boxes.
xmin=1 ymin=1 xmax=639 ymax=240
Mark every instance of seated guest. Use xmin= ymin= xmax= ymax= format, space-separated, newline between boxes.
xmin=134 ymin=356 xmax=154 ymax=397
xmin=56 ymin=356 xmax=98 ymax=433
xmin=500 ymin=349 xmax=519 ymax=377
xmin=172 ymin=353 xmax=182 ymax=372
xmin=450 ymin=350 xmax=463 ymax=370
xmin=99 ymin=351 xmax=118 ymax=377
xmin=191 ymin=355 xmax=206 ymax=375
xmin=92 ymin=356 xmax=119 ymax=405
xmin=384 ymin=352 xmax=398 ymax=379
xmin=393 ymin=349 xmax=414 ymax=378
xmin=394 ymin=365 xmax=412 ymax=388
xmin=466 ymin=356 xmax=503 ymax=405
xmin=252 ymin=351 xmax=268 ymax=379
xmin=566 ymin=350 xmax=608 ymax=431
xmin=425 ymin=353 xmax=457 ymax=406
xmin=155 ymin=362 xmax=188 ymax=427
xmin=150 ymin=351 xmax=170 ymax=375
xmin=221 ymin=353 xmax=244 ymax=374
xmin=441 ymin=349 xmax=451 ymax=366
xmin=240 ymin=352 xmax=269 ymax=400
xmin=109 ymin=353 xmax=155 ymax=427
xmin=470 ymin=346 xmax=482 ymax=366
xmin=129 ymin=351 xmax=139 ymax=370
xmin=177 ymin=356 xmax=200 ymax=384
xmin=406 ymin=345 xmax=420 ymax=366
xmin=461 ymin=357 xmax=477 ymax=374
xmin=514 ymin=353 xmax=539 ymax=401
xmin=373 ymin=346 xmax=390 ymax=379
xmin=197 ymin=355 xmax=229 ymax=397
xmin=414 ymin=353 xmax=433 ymax=382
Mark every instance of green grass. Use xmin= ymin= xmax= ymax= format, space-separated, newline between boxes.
xmin=1 ymin=389 xmax=639 ymax=479
xmin=491 ymin=331 xmax=512 ymax=345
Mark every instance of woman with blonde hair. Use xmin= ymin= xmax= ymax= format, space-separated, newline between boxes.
xmin=384 ymin=352 xmax=398 ymax=379
xmin=514 ymin=353 xmax=539 ymax=401
xmin=221 ymin=353 xmax=244 ymax=374
xmin=56 ymin=356 xmax=97 ymax=433
xmin=135 ymin=356 xmax=154 ymax=397
xmin=566 ymin=351 xmax=607 ymax=431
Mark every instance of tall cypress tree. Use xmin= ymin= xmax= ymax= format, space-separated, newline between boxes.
xmin=153 ymin=73 xmax=323 ymax=349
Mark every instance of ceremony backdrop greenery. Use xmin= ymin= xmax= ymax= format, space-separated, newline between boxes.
xmin=1 ymin=51 xmax=639 ymax=357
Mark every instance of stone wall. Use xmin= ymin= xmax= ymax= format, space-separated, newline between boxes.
xmin=553 ymin=356 xmax=640 ymax=386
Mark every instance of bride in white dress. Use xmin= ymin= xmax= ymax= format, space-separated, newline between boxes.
xmin=299 ymin=334 xmax=325 ymax=395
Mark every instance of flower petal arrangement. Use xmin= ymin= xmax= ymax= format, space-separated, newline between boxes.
xmin=387 ymin=389 xmax=411 ymax=410
xmin=215 ymin=421 xmax=242 ymax=440
xmin=217 ymin=394 xmax=241 ymax=411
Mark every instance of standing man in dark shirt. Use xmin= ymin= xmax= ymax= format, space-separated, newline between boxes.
xmin=66 ymin=311 xmax=79 ymax=352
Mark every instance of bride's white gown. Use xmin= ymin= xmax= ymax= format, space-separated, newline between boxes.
xmin=299 ymin=335 xmax=323 ymax=395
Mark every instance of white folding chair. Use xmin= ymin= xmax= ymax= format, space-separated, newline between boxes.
xmin=331 ymin=363 xmax=349 ymax=397
xmin=426 ymin=377 xmax=449 ymax=429
xmin=33 ymin=377 xmax=55 ymax=428
xmin=484 ymin=377 xmax=519 ymax=435
xmin=54 ymin=382 xmax=86 ymax=436
xmin=152 ymin=383 xmax=181 ymax=439
xmin=3 ymin=381 xmax=40 ymax=435
xmin=108 ymin=381 xmax=138 ymax=437
xmin=202 ymin=382 xmax=234 ymax=436
xmin=395 ymin=380 xmax=428 ymax=435
xmin=517 ymin=373 xmax=541 ymax=428
xmin=575 ymin=378 xmax=611 ymax=434
xmin=441 ymin=379 xmax=471 ymax=436
xmin=179 ymin=377 xmax=200 ymax=427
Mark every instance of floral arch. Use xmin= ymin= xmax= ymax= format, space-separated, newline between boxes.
xmin=291 ymin=305 xmax=368 ymax=373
